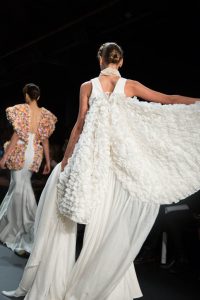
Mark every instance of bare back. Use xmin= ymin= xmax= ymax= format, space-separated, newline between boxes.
xmin=29 ymin=106 xmax=43 ymax=134
xmin=98 ymin=75 xmax=121 ymax=94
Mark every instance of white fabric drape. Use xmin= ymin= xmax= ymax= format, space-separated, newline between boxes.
xmin=19 ymin=163 xmax=77 ymax=300
xmin=0 ymin=133 xmax=36 ymax=252
xmin=14 ymin=164 xmax=158 ymax=300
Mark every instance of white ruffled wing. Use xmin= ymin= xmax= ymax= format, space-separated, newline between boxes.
xmin=57 ymin=93 xmax=200 ymax=224
xmin=111 ymin=96 xmax=200 ymax=204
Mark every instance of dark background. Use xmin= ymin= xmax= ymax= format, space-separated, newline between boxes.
xmin=0 ymin=0 xmax=200 ymax=145
xmin=0 ymin=2 xmax=200 ymax=294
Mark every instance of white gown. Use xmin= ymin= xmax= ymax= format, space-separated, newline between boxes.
xmin=5 ymin=78 xmax=200 ymax=299
xmin=0 ymin=133 xmax=37 ymax=253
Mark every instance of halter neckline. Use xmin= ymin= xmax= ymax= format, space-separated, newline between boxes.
xmin=100 ymin=67 xmax=121 ymax=77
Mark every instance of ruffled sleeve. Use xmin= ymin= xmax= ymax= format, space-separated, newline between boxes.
xmin=38 ymin=108 xmax=57 ymax=141
xmin=6 ymin=104 xmax=29 ymax=141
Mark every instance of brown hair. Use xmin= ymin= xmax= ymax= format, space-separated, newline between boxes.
xmin=97 ymin=42 xmax=123 ymax=64
xmin=22 ymin=83 xmax=40 ymax=100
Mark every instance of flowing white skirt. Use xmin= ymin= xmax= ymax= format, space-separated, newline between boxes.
xmin=15 ymin=163 xmax=159 ymax=300
xmin=0 ymin=133 xmax=36 ymax=253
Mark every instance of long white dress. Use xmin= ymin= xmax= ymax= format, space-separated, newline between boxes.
xmin=4 ymin=78 xmax=200 ymax=299
xmin=0 ymin=133 xmax=37 ymax=253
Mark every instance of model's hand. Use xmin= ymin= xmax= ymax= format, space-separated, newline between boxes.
xmin=43 ymin=162 xmax=51 ymax=175
xmin=0 ymin=157 xmax=6 ymax=169
xmin=61 ymin=158 xmax=68 ymax=172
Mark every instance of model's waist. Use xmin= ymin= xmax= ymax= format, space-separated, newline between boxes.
xmin=17 ymin=133 xmax=36 ymax=145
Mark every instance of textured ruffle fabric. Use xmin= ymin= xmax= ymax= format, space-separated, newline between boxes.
xmin=6 ymin=104 xmax=30 ymax=142
xmin=57 ymin=78 xmax=200 ymax=224
xmin=111 ymin=96 xmax=200 ymax=204
xmin=5 ymin=104 xmax=57 ymax=172
xmin=36 ymin=108 xmax=58 ymax=141
xmin=57 ymin=94 xmax=111 ymax=224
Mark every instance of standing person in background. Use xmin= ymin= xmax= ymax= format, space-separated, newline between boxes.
xmin=0 ymin=83 xmax=57 ymax=257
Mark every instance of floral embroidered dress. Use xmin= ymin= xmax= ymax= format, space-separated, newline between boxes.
xmin=0 ymin=103 xmax=57 ymax=253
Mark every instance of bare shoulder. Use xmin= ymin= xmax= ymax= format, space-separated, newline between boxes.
xmin=125 ymin=79 xmax=141 ymax=97
xmin=80 ymin=80 xmax=92 ymax=98
xmin=126 ymin=79 xmax=140 ymax=87
xmin=80 ymin=81 xmax=92 ymax=91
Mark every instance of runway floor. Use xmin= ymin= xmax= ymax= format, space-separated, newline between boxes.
xmin=0 ymin=240 xmax=200 ymax=300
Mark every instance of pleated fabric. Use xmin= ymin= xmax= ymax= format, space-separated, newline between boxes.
xmin=0 ymin=133 xmax=36 ymax=252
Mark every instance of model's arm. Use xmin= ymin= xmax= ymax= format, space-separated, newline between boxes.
xmin=126 ymin=80 xmax=200 ymax=104
xmin=0 ymin=132 xmax=19 ymax=169
xmin=42 ymin=138 xmax=51 ymax=174
xmin=61 ymin=81 xmax=92 ymax=171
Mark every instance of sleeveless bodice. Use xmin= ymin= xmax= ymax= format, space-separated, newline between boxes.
xmin=89 ymin=77 xmax=127 ymax=105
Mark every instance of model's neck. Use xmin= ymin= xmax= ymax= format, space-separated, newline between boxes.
xmin=28 ymin=100 xmax=39 ymax=108
xmin=101 ymin=63 xmax=119 ymax=70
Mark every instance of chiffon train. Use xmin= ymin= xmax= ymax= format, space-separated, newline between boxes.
xmin=16 ymin=164 xmax=159 ymax=300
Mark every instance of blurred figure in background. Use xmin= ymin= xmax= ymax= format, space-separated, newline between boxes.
xmin=0 ymin=83 xmax=57 ymax=257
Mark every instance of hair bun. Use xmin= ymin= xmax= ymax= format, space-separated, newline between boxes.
xmin=97 ymin=42 xmax=123 ymax=65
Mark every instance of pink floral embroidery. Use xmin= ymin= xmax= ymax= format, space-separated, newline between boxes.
xmin=5 ymin=143 xmax=25 ymax=171
xmin=6 ymin=104 xmax=29 ymax=142
xmin=5 ymin=104 xmax=57 ymax=172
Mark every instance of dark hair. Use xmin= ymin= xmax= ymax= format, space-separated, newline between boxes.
xmin=97 ymin=42 xmax=123 ymax=64
xmin=22 ymin=83 xmax=40 ymax=100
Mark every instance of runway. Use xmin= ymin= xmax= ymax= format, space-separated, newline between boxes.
xmin=0 ymin=239 xmax=200 ymax=300
xmin=0 ymin=243 xmax=26 ymax=300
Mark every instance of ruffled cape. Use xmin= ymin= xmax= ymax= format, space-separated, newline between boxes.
xmin=57 ymin=93 xmax=200 ymax=224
